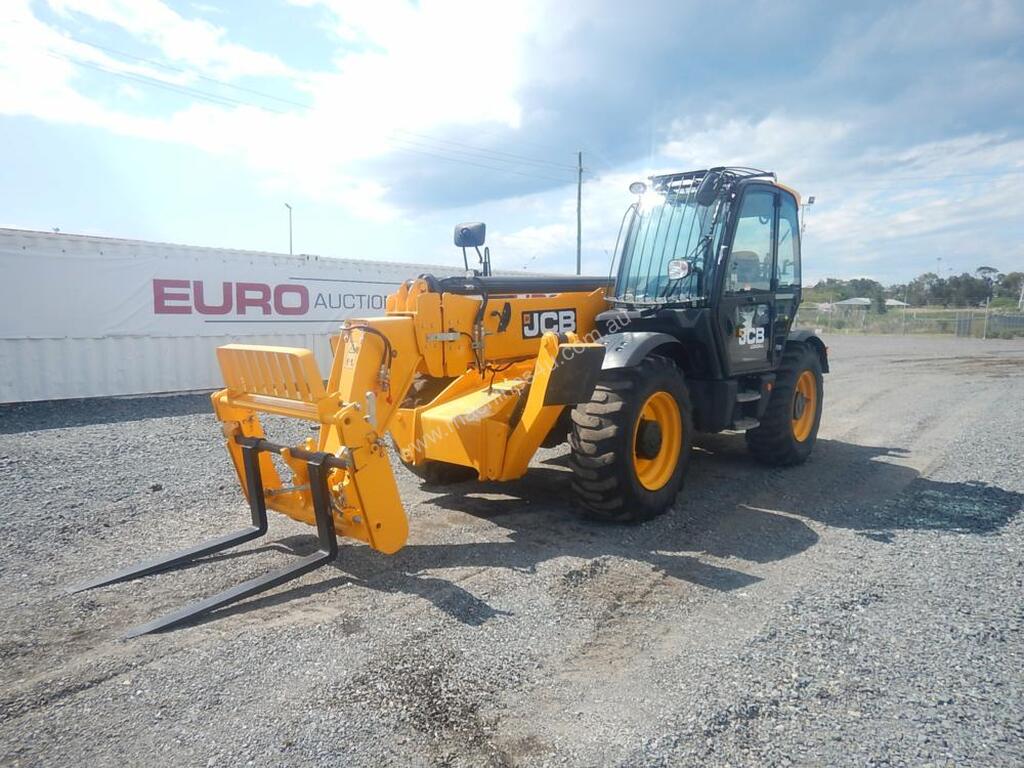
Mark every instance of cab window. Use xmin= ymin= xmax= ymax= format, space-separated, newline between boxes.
xmin=727 ymin=189 xmax=773 ymax=293
xmin=775 ymin=194 xmax=800 ymax=287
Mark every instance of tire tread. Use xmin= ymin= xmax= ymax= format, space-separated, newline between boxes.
xmin=568 ymin=355 xmax=692 ymax=523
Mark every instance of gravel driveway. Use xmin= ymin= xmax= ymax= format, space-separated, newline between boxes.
xmin=1 ymin=334 xmax=1022 ymax=766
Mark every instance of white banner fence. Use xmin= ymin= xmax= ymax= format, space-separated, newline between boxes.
xmin=0 ymin=229 xmax=464 ymax=402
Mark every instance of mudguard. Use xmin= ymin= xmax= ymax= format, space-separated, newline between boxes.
xmin=599 ymin=331 xmax=684 ymax=370
xmin=787 ymin=329 xmax=830 ymax=373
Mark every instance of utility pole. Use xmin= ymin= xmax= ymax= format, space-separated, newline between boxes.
xmin=284 ymin=202 xmax=293 ymax=256
xmin=1018 ymin=279 xmax=1024 ymax=311
xmin=576 ymin=150 xmax=583 ymax=276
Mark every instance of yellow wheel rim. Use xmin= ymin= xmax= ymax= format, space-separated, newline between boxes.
xmin=792 ymin=370 xmax=818 ymax=442
xmin=632 ymin=391 xmax=683 ymax=491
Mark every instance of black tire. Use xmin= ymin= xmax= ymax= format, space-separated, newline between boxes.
xmin=568 ymin=355 xmax=693 ymax=522
xmin=746 ymin=342 xmax=823 ymax=466
xmin=395 ymin=376 xmax=477 ymax=485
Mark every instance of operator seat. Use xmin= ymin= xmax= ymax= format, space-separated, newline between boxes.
xmin=731 ymin=250 xmax=764 ymax=291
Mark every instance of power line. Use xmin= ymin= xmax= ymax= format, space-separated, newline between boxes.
xmin=468 ymin=123 xmax=582 ymax=155
xmin=47 ymin=51 xmax=284 ymax=112
xmin=386 ymin=143 xmax=574 ymax=184
xmin=34 ymin=28 xmax=579 ymax=173
xmin=388 ymin=130 xmax=577 ymax=171
xmin=40 ymin=46 xmax=578 ymax=183
xmin=57 ymin=28 xmax=1024 ymax=193
xmin=48 ymin=33 xmax=313 ymax=110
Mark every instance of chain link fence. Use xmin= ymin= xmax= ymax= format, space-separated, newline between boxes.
xmin=794 ymin=306 xmax=1024 ymax=339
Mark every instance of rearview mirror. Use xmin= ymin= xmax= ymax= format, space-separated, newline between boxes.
xmin=454 ymin=222 xmax=486 ymax=248
xmin=695 ymin=170 xmax=722 ymax=206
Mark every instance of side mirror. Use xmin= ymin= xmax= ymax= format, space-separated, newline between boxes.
xmin=695 ymin=170 xmax=722 ymax=206
xmin=454 ymin=222 xmax=486 ymax=248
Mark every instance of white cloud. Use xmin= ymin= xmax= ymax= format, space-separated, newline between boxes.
xmin=662 ymin=115 xmax=853 ymax=184
xmin=48 ymin=0 xmax=292 ymax=79
xmin=491 ymin=222 xmax=574 ymax=270
xmin=189 ymin=2 xmax=224 ymax=16
xmin=1 ymin=0 xmax=1021 ymax=283
xmin=489 ymin=116 xmax=1024 ymax=283
xmin=822 ymin=0 xmax=1024 ymax=78
xmin=0 ymin=0 xmax=541 ymax=221
xmin=296 ymin=0 xmax=529 ymax=131
xmin=115 ymin=82 xmax=143 ymax=100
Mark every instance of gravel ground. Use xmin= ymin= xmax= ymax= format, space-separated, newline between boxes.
xmin=1 ymin=334 xmax=1022 ymax=767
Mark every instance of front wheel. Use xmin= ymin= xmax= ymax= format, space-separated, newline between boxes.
xmin=746 ymin=342 xmax=823 ymax=465
xmin=568 ymin=355 xmax=693 ymax=522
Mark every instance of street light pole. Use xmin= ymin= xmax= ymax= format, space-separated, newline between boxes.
xmin=801 ymin=195 xmax=815 ymax=235
xmin=284 ymin=203 xmax=293 ymax=256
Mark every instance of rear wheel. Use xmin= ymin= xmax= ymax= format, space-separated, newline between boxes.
xmin=746 ymin=343 xmax=823 ymax=465
xmin=569 ymin=355 xmax=693 ymax=522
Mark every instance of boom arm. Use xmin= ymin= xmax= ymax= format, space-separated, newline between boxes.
xmin=211 ymin=277 xmax=608 ymax=555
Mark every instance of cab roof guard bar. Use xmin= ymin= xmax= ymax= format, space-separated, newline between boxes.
xmin=649 ymin=167 xmax=776 ymax=192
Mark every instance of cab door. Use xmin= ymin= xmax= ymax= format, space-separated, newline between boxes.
xmin=771 ymin=192 xmax=802 ymax=349
xmin=716 ymin=185 xmax=777 ymax=375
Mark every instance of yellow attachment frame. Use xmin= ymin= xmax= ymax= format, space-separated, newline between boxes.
xmin=211 ymin=280 xmax=607 ymax=555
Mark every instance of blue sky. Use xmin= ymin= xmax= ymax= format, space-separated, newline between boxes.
xmin=1 ymin=0 xmax=1022 ymax=284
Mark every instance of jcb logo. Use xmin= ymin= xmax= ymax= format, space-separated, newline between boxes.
xmin=738 ymin=326 xmax=766 ymax=346
xmin=522 ymin=309 xmax=576 ymax=338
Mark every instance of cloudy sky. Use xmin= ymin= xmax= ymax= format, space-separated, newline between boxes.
xmin=1 ymin=0 xmax=1022 ymax=284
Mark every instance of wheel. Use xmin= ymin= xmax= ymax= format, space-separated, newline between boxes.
xmin=746 ymin=342 xmax=823 ymax=465
xmin=568 ymin=355 xmax=693 ymax=522
xmin=394 ymin=376 xmax=477 ymax=485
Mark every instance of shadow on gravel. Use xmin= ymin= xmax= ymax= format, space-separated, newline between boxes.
xmin=0 ymin=392 xmax=214 ymax=434
xmin=695 ymin=435 xmax=1024 ymax=538
xmin=178 ymin=536 xmax=514 ymax=630
xmin=181 ymin=466 xmax=776 ymax=630
xmin=145 ymin=435 xmax=1024 ymax=632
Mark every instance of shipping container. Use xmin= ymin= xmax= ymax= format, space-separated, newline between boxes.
xmin=0 ymin=228 xmax=471 ymax=402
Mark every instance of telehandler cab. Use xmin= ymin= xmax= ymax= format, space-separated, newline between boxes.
xmin=74 ymin=167 xmax=827 ymax=636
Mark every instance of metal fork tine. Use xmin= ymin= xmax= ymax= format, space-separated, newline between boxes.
xmin=66 ymin=526 xmax=265 ymax=594
xmin=122 ymin=549 xmax=334 ymax=638
xmin=119 ymin=451 xmax=339 ymax=638
xmin=67 ymin=444 xmax=269 ymax=595
xmin=69 ymin=439 xmax=342 ymax=637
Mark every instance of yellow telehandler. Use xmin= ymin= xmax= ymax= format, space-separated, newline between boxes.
xmin=73 ymin=167 xmax=828 ymax=636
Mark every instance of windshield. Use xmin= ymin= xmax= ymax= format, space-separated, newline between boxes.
xmin=612 ymin=185 xmax=724 ymax=305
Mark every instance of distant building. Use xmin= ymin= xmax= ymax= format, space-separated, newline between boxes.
xmin=834 ymin=297 xmax=872 ymax=308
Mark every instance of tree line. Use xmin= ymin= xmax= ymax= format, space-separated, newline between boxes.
xmin=811 ymin=268 xmax=1023 ymax=311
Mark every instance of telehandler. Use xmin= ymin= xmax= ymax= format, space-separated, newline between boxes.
xmin=74 ymin=167 xmax=827 ymax=636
